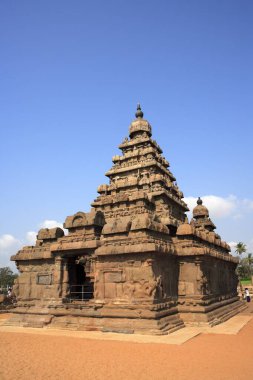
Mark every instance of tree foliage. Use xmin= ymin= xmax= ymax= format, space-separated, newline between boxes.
xmin=235 ymin=242 xmax=247 ymax=256
xmin=235 ymin=242 xmax=253 ymax=279
xmin=0 ymin=267 xmax=18 ymax=289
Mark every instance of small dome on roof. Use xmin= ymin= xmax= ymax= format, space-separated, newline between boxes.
xmin=177 ymin=219 xmax=195 ymax=236
xmin=193 ymin=197 xmax=209 ymax=218
xmin=129 ymin=104 xmax=152 ymax=138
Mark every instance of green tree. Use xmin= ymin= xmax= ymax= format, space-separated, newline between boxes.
xmin=235 ymin=242 xmax=247 ymax=256
xmin=245 ymin=253 xmax=253 ymax=275
xmin=237 ymin=260 xmax=251 ymax=279
xmin=235 ymin=242 xmax=249 ymax=280
xmin=237 ymin=252 xmax=253 ymax=280
xmin=0 ymin=267 xmax=18 ymax=290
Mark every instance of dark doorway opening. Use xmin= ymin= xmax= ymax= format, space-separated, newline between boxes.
xmin=67 ymin=256 xmax=94 ymax=301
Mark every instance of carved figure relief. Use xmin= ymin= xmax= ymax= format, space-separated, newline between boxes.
xmin=200 ymin=274 xmax=209 ymax=295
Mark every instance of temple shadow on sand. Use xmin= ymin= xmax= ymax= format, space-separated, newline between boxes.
xmin=8 ymin=105 xmax=245 ymax=334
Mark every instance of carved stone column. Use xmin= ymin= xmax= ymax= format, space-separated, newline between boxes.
xmin=178 ymin=261 xmax=186 ymax=296
xmin=195 ymin=259 xmax=202 ymax=295
xmin=54 ymin=256 xmax=69 ymax=299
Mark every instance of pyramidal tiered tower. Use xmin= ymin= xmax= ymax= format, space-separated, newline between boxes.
xmin=91 ymin=104 xmax=188 ymax=253
xmin=10 ymin=106 xmax=245 ymax=334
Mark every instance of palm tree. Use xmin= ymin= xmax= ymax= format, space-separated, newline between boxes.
xmin=235 ymin=242 xmax=247 ymax=256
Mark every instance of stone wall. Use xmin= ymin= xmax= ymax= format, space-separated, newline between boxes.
xmin=94 ymin=253 xmax=179 ymax=305
xmin=14 ymin=259 xmax=55 ymax=302
xmin=177 ymin=256 xmax=242 ymax=325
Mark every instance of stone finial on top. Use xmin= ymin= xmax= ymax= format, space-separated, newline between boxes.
xmin=135 ymin=103 xmax=144 ymax=119
xmin=197 ymin=197 xmax=203 ymax=205
xmin=193 ymin=197 xmax=209 ymax=219
xmin=129 ymin=104 xmax=152 ymax=138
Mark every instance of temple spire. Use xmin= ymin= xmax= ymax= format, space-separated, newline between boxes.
xmin=135 ymin=103 xmax=144 ymax=119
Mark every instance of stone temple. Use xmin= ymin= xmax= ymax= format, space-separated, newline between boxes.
xmin=10 ymin=106 xmax=245 ymax=334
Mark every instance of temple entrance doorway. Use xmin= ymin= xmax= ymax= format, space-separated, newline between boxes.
xmin=67 ymin=256 xmax=94 ymax=301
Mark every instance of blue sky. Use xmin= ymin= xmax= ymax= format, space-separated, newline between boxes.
xmin=0 ymin=0 xmax=253 ymax=269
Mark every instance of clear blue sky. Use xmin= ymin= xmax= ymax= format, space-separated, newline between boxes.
xmin=0 ymin=1 xmax=253 ymax=267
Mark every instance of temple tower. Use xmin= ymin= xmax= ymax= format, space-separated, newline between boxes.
xmin=87 ymin=105 xmax=189 ymax=334
xmin=92 ymin=104 xmax=188 ymax=235
xmin=9 ymin=106 xmax=245 ymax=333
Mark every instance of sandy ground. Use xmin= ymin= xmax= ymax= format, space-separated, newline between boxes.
xmin=0 ymin=306 xmax=252 ymax=380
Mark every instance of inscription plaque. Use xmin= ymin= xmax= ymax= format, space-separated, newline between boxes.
xmin=37 ymin=273 xmax=52 ymax=285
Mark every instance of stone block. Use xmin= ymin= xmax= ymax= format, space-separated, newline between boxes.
xmin=104 ymin=283 xmax=116 ymax=299
xmin=37 ymin=228 xmax=64 ymax=241
xmin=104 ymin=271 xmax=122 ymax=283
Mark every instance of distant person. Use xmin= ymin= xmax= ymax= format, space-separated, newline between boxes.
xmin=7 ymin=287 xmax=13 ymax=298
xmin=245 ymin=288 xmax=251 ymax=302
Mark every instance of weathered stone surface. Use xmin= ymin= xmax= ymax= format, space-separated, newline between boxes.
xmin=37 ymin=227 xmax=64 ymax=242
xmin=9 ymin=105 xmax=245 ymax=334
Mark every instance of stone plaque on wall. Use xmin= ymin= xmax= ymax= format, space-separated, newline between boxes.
xmin=37 ymin=273 xmax=52 ymax=285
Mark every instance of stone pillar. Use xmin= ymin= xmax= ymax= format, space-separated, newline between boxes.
xmin=61 ymin=259 xmax=70 ymax=299
xmin=178 ymin=259 xmax=198 ymax=296
xmin=54 ymin=256 xmax=69 ymax=299
xmin=178 ymin=261 xmax=186 ymax=296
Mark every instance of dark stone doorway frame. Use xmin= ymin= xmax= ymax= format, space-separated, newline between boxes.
xmin=67 ymin=256 xmax=94 ymax=301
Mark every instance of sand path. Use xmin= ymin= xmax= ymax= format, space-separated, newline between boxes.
xmin=0 ymin=306 xmax=252 ymax=380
